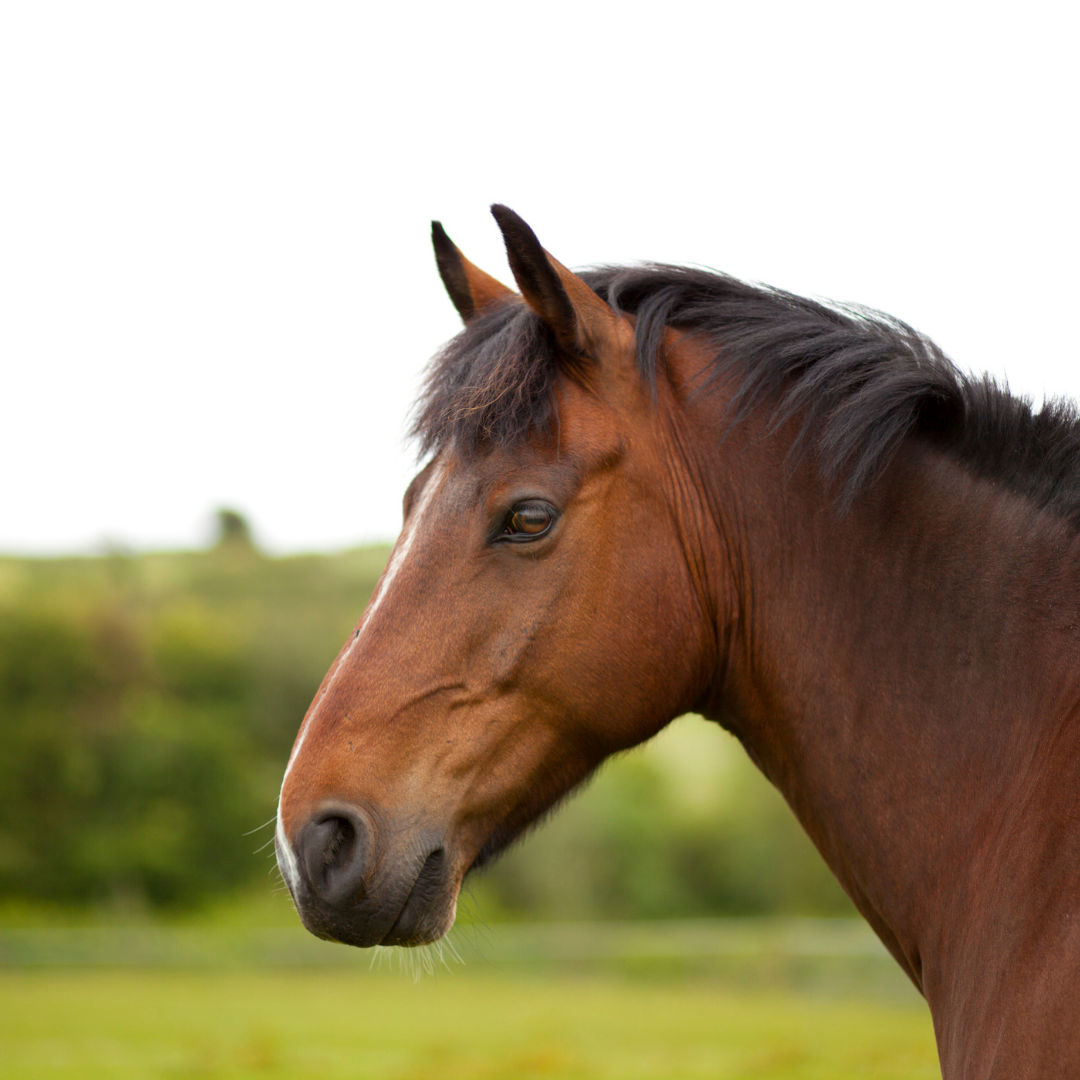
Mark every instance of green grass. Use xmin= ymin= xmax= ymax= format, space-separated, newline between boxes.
xmin=0 ymin=968 xmax=939 ymax=1080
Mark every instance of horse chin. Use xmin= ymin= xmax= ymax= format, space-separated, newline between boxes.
xmin=290 ymin=862 xmax=461 ymax=950
xmin=297 ymin=900 xmax=456 ymax=949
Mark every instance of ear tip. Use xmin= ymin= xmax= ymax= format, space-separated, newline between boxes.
xmin=490 ymin=205 xmax=541 ymax=256
xmin=431 ymin=221 xmax=460 ymax=266
xmin=490 ymin=203 xmax=522 ymax=230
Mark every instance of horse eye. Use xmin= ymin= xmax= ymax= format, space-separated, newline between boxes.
xmin=503 ymin=502 xmax=554 ymax=539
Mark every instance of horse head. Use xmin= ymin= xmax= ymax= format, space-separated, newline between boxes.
xmin=275 ymin=207 xmax=715 ymax=946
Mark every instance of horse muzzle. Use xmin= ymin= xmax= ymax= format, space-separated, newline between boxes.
xmin=276 ymin=802 xmax=456 ymax=947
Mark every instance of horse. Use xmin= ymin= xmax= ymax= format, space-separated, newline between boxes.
xmin=275 ymin=206 xmax=1080 ymax=1078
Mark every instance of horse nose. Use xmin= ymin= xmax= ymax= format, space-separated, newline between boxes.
xmin=295 ymin=805 xmax=372 ymax=906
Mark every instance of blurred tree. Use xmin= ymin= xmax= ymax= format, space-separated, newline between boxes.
xmin=214 ymin=509 xmax=256 ymax=552
xmin=0 ymin=544 xmax=388 ymax=910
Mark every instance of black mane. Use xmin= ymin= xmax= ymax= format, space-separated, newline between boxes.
xmin=413 ymin=265 xmax=1080 ymax=524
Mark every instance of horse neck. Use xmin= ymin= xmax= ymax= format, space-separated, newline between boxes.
xmin=685 ymin=405 xmax=1080 ymax=1028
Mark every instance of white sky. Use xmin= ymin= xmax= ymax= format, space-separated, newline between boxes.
xmin=2 ymin=2 xmax=1077 ymax=554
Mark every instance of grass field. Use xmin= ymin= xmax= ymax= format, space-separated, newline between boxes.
xmin=0 ymin=968 xmax=939 ymax=1080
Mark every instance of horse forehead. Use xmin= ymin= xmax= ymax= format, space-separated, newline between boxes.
xmin=453 ymin=395 xmax=626 ymax=493
xmin=412 ymin=393 xmax=628 ymax=528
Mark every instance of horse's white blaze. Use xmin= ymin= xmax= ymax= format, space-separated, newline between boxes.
xmin=275 ymin=815 xmax=299 ymax=890
xmin=275 ymin=459 xmax=448 ymax=890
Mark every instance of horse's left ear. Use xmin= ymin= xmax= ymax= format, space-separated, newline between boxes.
xmin=490 ymin=205 xmax=625 ymax=360
xmin=431 ymin=221 xmax=516 ymax=324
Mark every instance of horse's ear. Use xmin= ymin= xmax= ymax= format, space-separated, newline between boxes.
xmin=431 ymin=221 xmax=515 ymax=324
xmin=490 ymin=204 xmax=622 ymax=358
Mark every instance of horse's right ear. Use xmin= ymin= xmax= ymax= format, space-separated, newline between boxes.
xmin=431 ymin=221 xmax=515 ymax=324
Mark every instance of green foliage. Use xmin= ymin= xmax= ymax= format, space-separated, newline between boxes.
xmin=471 ymin=718 xmax=853 ymax=920
xmin=0 ymin=541 xmax=852 ymax=918
xmin=0 ymin=543 xmax=388 ymax=909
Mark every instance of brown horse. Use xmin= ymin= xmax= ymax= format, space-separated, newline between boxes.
xmin=276 ymin=206 xmax=1080 ymax=1078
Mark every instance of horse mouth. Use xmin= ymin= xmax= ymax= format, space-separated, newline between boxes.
xmin=381 ymin=847 xmax=448 ymax=946
xmin=287 ymin=843 xmax=455 ymax=950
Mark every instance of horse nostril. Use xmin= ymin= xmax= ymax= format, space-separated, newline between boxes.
xmin=297 ymin=806 xmax=371 ymax=905
xmin=319 ymin=816 xmax=349 ymax=868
